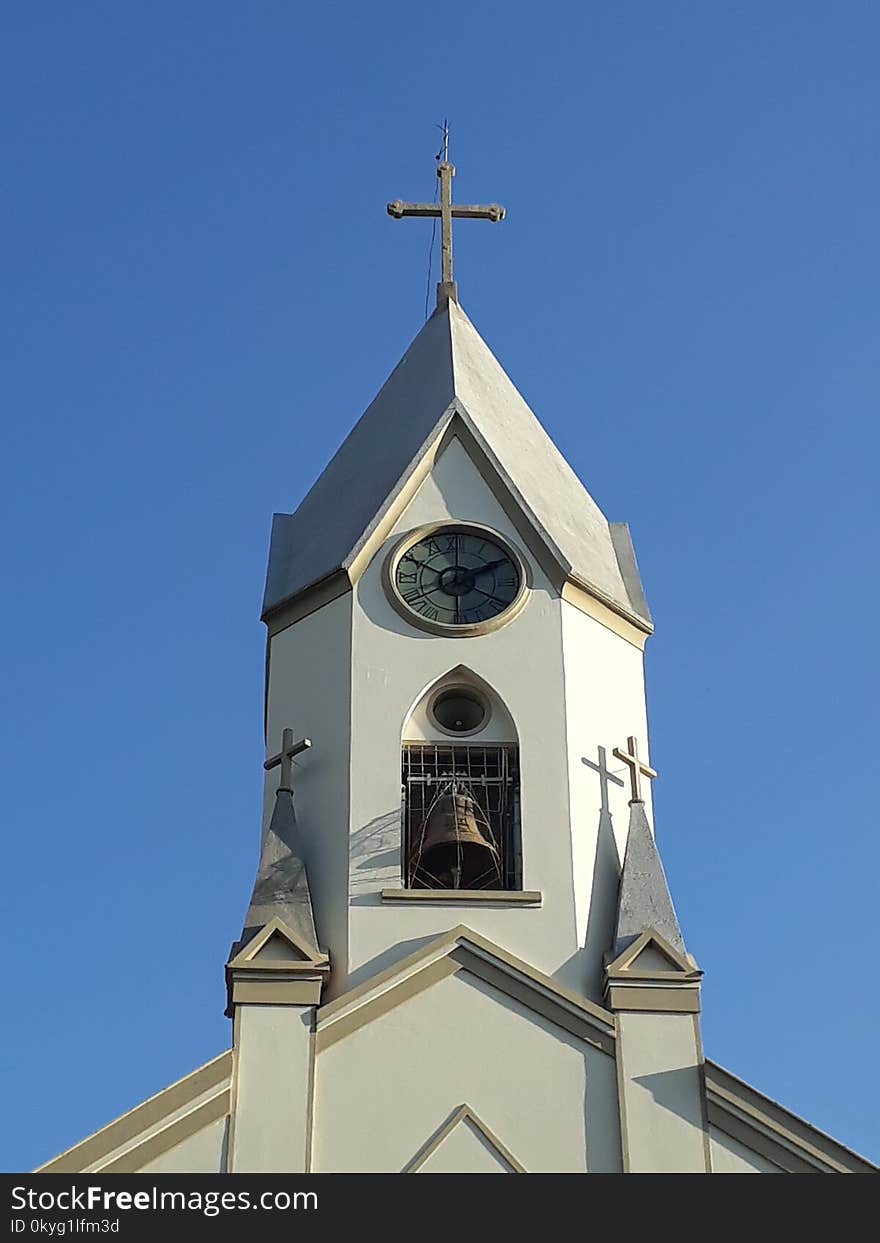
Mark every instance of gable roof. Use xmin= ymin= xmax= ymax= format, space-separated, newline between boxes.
xmin=705 ymin=1061 xmax=878 ymax=1175
xmin=314 ymin=925 xmax=877 ymax=1173
xmin=263 ymin=299 xmax=652 ymax=630
xmin=36 ymin=1051 xmax=232 ymax=1174
xmin=34 ymin=926 xmax=878 ymax=1174
xmin=315 ymin=924 xmax=616 ymax=1057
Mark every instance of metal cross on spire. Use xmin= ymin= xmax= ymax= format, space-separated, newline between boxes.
xmin=613 ymin=736 xmax=658 ymax=805
xmin=387 ymin=124 xmax=506 ymax=308
xmin=264 ymin=727 xmax=311 ymax=793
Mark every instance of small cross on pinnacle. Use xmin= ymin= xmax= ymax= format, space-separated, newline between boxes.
xmin=264 ymin=727 xmax=311 ymax=792
xmin=613 ymin=736 xmax=657 ymax=805
xmin=387 ymin=125 xmax=506 ymax=308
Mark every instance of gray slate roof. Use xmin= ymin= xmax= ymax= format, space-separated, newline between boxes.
xmin=238 ymin=788 xmax=320 ymax=954
xmin=613 ymin=801 xmax=686 ymax=956
xmin=263 ymin=300 xmax=652 ymax=627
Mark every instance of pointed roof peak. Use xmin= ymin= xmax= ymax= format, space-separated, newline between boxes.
xmin=263 ymin=305 xmax=652 ymax=631
xmin=612 ymin=800 xmax=686 ymax=959
xmin=235 ymin=785 xmax=320 ymax=959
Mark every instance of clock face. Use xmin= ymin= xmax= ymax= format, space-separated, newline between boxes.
xmin=393 ymin=528 xmax=523 ymax=628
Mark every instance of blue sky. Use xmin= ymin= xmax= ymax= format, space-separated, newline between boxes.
xmin=2 ymin=3 xmax=878 ymax=1170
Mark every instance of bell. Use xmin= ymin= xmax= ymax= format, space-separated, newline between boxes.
xmin=416 ymin=789 xmax=500 ymax=889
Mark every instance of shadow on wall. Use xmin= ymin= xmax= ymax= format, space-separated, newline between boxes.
xmin=557 ymin=748 xmax=623 ymax=1000
xmin=341 ymin=934 xmax=448 ymax=993
xmin=583 ymin=747 xmax=624 ymax=989
xmin=583 ymin=806 xmax=622 ymax=990
xmin=632 ymin=1067 xmax=704 ymax=1129
xmin=355 ymin=532 xmax=436 ymax=640
xmin=583 ymin=1044 xmax=624 ymax=1172
xmin=219 ymin=1116 xmax=230 ymax=1174
xmin=350 ymin=808 xmax=402 ymax=894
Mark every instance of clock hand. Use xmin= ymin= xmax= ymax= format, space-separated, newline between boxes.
xmin=472 ymin=587 xmax=510 ymax=605
xmin=472 ymin=558 xmax=511 ymax=576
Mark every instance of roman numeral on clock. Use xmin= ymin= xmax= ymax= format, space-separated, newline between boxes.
xmin=393 ymin=528 xmax=522 ymax=629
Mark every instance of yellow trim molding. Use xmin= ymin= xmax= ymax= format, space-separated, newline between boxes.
xmin=36 ymin=1051 xmax=232 ymax=1174
xmin=381 ymin=888 xmax=542 ymax=905
xmin=316 ymin=924 xmax=615 ymax=1056
xmin=404 ymin=1104 xmax=527 ymax=1173
xmin=607 ymin=984 xmax=701 ymax=1013
xmin=605 ymin=928 xmax=701 ymax=980
xmin=705 ymin=1063 xmax=878 ymax=1174
xmin=227 ymin=916 xmax=329 ymax=970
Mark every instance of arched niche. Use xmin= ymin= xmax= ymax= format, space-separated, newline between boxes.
xmin=402 ymin=666 xmax=517 ymax=745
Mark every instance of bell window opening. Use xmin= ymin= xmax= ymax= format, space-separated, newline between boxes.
xmin=401 ymin=743 xmax=521 ymax=891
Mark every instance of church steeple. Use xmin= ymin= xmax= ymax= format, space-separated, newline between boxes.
xmin=259 ymin=261 xmax=656 ymax=999
xmin=253 ymin=149 xmax=654 ymax=1004
xmin=263 ymin=298 xmax=652 ymax=636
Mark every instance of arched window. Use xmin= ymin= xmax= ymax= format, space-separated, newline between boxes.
xmin=400 ymin=671 xmax=521 ymax=891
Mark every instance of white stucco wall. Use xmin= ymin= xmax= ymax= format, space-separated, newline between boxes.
xmin=264 ymin=592 xmax=352 ymax=977
xmin=312 ymin=966 xmax=621 ymax=1172
xmin=709 ymin=1126 xmax=781 ymax=1173
xmin=617 ymin=1011 xmax=708 ymax=1173
xmin=561 ymin=600 xmax=650 ymax=995
xmin=229 ymin=1006 xmax=313 ymax=1173
xmin=265 ymin=433 xmax=652 ymax=1002
xmin=346 ymin=436 xmax=579 ymax=991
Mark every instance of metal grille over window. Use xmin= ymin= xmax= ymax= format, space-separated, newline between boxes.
xmin=402 ymin=744 xmax=521 ymax=890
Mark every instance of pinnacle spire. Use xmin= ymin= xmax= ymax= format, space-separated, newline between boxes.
xmin=612 ymin=800 xmax=685 ymax=957
xmin=236 ymin=782 xmax=320 ymax=957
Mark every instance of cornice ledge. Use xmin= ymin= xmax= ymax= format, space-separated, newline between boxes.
xmin=705 ymin=1062 xmax=879 ymax=1175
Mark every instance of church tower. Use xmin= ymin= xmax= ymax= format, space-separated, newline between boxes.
xmin=37 ymin=154 xmax=876 ymax=1176
xmin=258 ymin=278 xmax=654 ymax=1007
